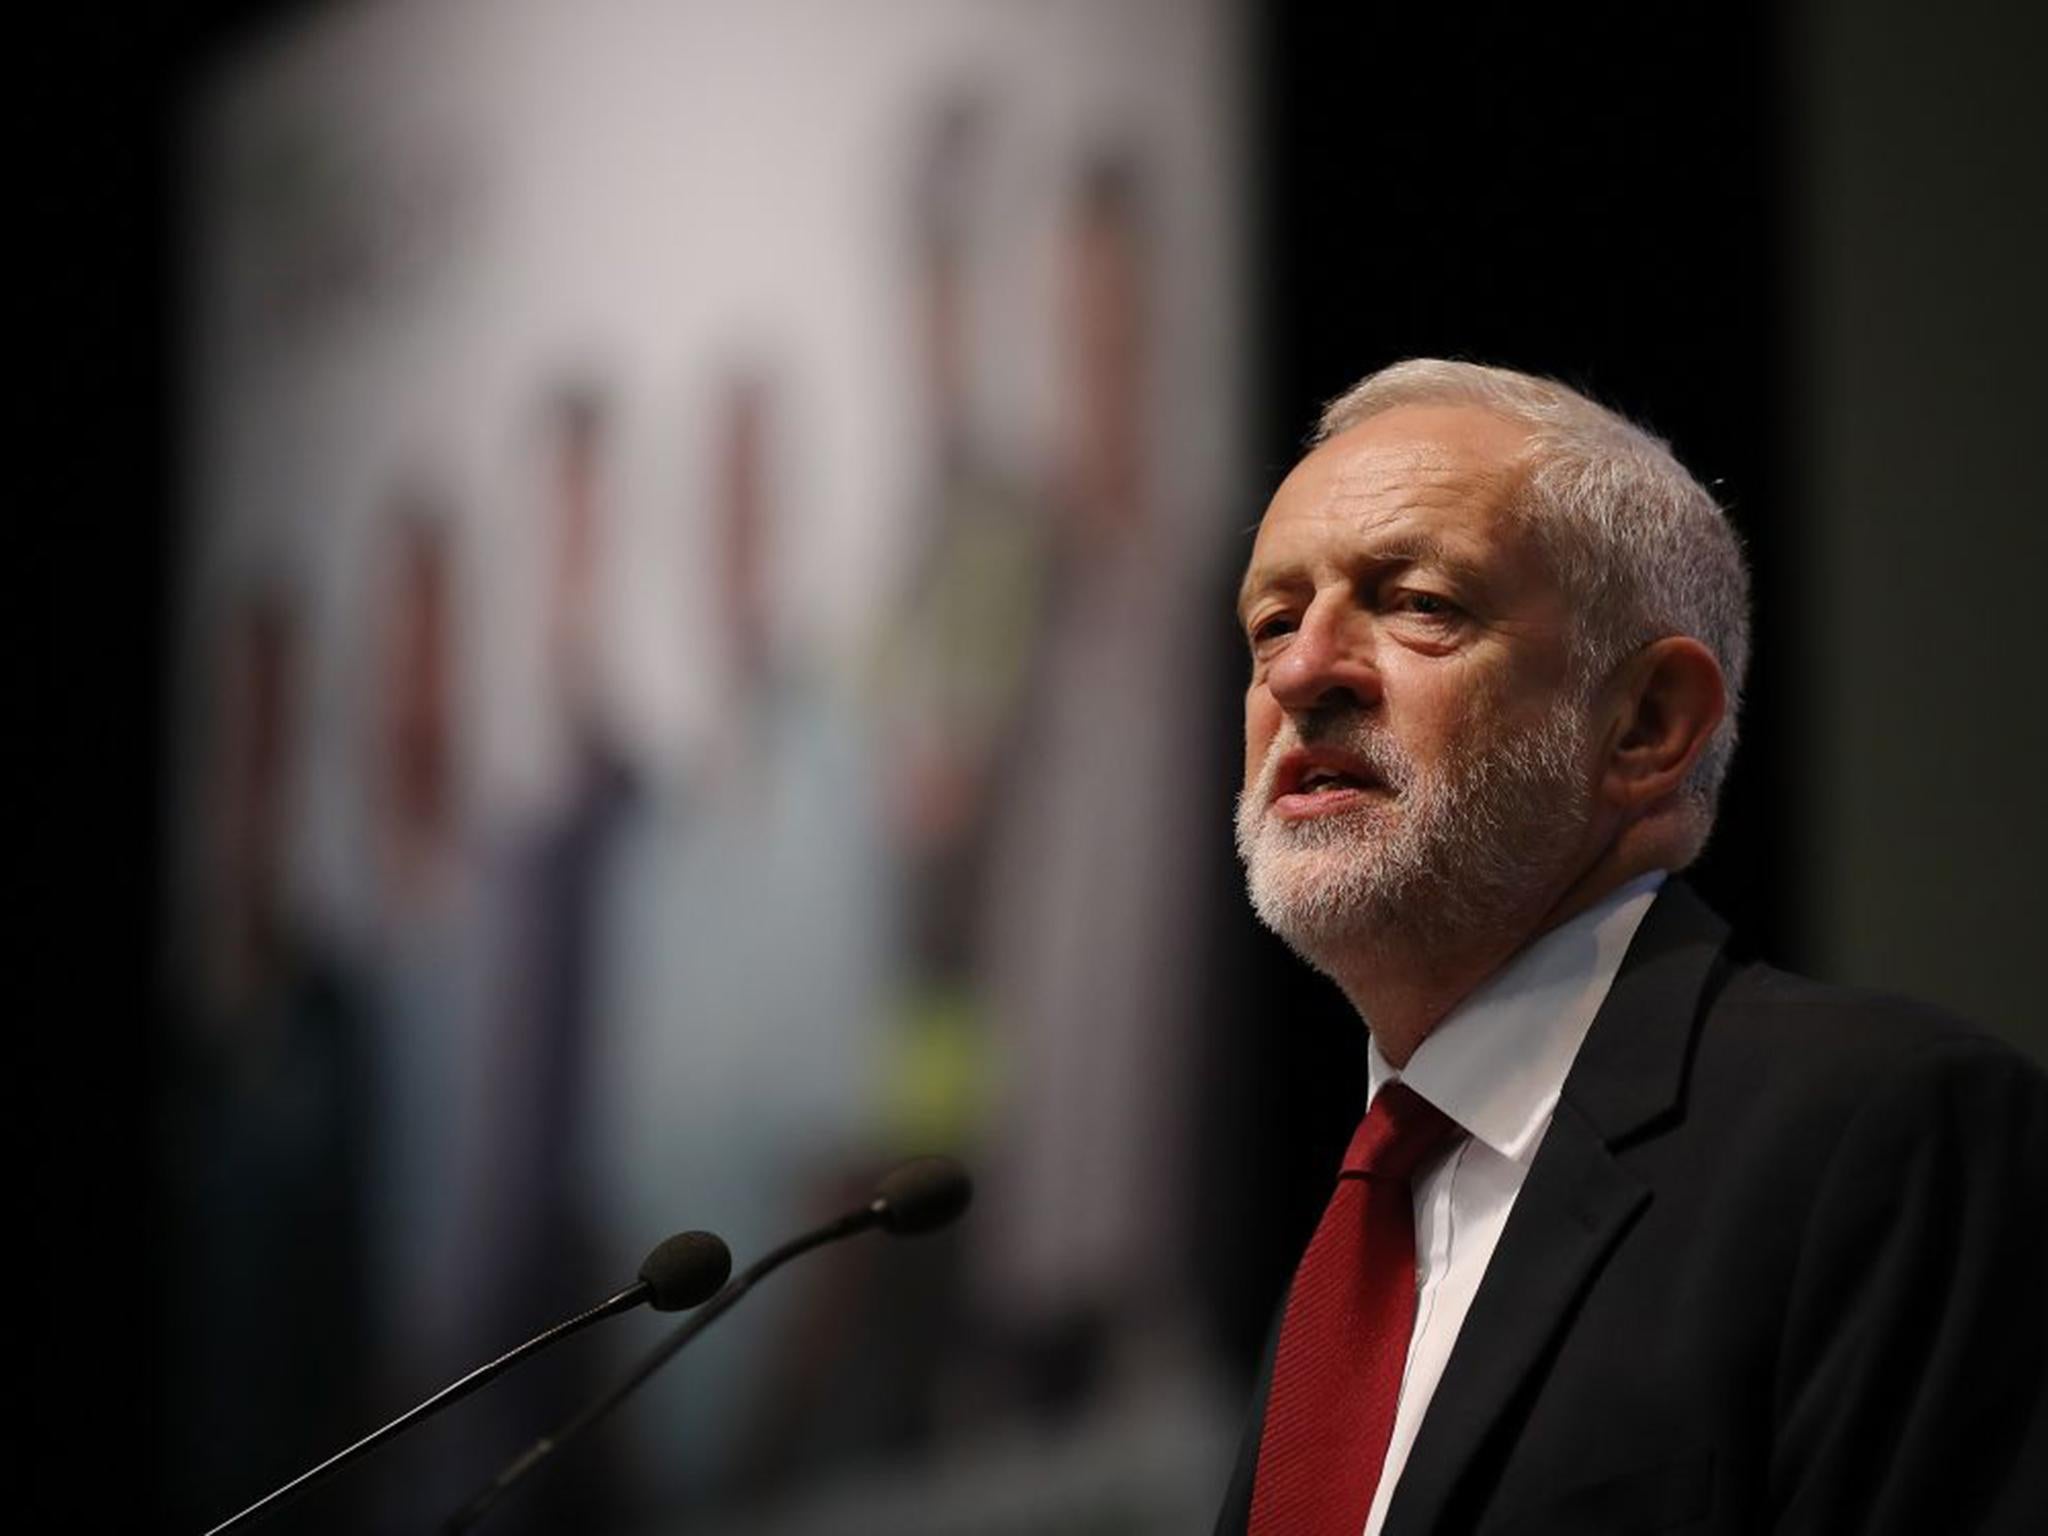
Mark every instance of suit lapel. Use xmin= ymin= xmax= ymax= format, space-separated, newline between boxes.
xmin=1382 ymin=881 xmax=1730 ymax=1536
xmin=1380 ymin=1099 xmax=1648 ymax=1534
xmin=1213 ymin=1295 xmax=1285 ymax=1534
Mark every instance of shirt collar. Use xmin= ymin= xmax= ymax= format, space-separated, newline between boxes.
xmin=1367 ymin=871 xmax=1666 ymax=1165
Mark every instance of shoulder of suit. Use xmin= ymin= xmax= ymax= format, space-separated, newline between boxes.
xmin=1711 ymin=957 xmax=2019 ymax=1056
xmin=1690 ymin=955 xmax=2048 ymax=1144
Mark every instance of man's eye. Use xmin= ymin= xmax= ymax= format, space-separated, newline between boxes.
xmin=1393 ymin=591 xmax=1457 ymax=619
xmin=1249 ymin=614 xmax=1296 ymax=646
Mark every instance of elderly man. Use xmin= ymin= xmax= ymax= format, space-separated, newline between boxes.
xmin=1215 ymin=360 xmax=2047 ymax=1536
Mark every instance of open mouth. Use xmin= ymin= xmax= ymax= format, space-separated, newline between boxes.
xmin=1271 ymin=750 xmax=1389 ymax=818
xmin=1296 ymin=764 xmax=1370 ymax=795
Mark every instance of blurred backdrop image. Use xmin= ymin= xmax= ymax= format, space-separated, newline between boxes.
xmin=27 ymin=0 xmax=2046 ymax=1530
xmin=158 ymin=2 xmax=1245 ymax=1530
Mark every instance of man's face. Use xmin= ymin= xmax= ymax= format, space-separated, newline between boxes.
xmin=1234 ymin=404 xmax=1592 ymax=963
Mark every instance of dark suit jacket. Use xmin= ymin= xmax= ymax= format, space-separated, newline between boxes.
xmin=1215 ymin=881 xmax=2048 ymax=1535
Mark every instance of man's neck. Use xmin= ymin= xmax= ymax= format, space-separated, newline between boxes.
xmin=1331 ymin=921 xmax=1544 ymax=1069
xmin=1334 ymin=848 xmax=1670 ymax=1067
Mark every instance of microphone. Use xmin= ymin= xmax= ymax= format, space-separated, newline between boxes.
xmin=870 ymin=1154 xmax=974 ymax=1234
xmin=203 ymin=1229 xmax=731 ymax=1535
xmin=444 ymin=1156 xmax=973 ymax=1532
xmin=638 ymin=1231 xmax=738 ymax=1309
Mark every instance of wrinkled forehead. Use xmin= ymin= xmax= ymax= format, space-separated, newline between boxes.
xmin=1242 ymin=416 xmax=1536 ymax=595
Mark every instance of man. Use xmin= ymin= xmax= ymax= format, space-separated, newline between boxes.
xmin=1215 ymin=359 xmax=2047 ymax=1535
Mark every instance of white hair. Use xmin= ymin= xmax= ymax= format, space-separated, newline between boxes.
xmin=1315 ymin=358 xmax=1751 ymax=862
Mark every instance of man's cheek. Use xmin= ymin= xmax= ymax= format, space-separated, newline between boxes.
xmin=1243 ymin=701 xmax=1275 ymax=790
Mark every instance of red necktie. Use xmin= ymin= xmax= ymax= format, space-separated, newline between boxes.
xmin=1250 ymin=1081 xmax=1462 ymax=1535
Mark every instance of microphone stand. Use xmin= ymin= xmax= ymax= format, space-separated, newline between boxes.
xmin=205 ymin=1283 xmax=650 ymax=1535
xmin=203 ymin=1229 xmax=729 ymax=1535
xmin=444 ymin=1209 xmax=874 ymax=1532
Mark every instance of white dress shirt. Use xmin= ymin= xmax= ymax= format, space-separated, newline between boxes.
xmin=1358 ymin=870 xmax=1665 ymax=1536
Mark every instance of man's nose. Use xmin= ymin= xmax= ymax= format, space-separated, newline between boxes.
xmin=1265 ymin=605 xmax=1381 ymax=714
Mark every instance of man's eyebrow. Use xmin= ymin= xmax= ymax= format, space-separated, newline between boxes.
xmin=1235 ymin=566 xmax=1272 ymax=618
xmin=1385 ymin=539 xmax=1496 ymax=593
xmin=1236 ymin=559 xmax=1311 ymax=621
xmin=1356 ymin=525 xmax=1489 ymax=575
xmin=1236 ymin=533 xmax=1491 ymax=618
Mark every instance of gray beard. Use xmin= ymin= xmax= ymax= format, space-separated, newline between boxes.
xmin=1234 ymin=702 xmax=1591 ymax=973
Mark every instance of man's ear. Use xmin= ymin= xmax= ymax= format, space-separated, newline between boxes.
xmin=1598 ymin=636 xmax=1727 ymax=813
